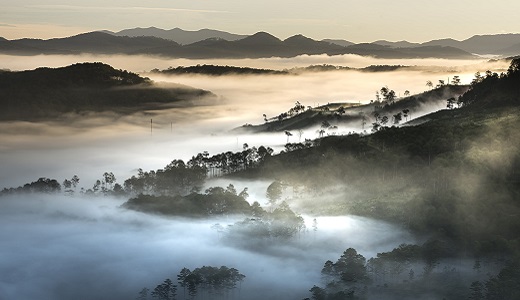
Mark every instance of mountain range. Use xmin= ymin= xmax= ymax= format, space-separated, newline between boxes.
xmin=102 ymin=27 xmax=248 ymax=45
xmin=369 ymin=33 xmax=520 ymax=55
xmin=1 ymin=27 xmax=519 ymax=59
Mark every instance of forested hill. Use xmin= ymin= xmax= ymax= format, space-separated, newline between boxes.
xmin=0 ymin=62 xmax=214 ymax=121
xmin=244 ymin=58 xmax=520 ymax=251
xmin=236 ymin=84 xmax=469 ymax=133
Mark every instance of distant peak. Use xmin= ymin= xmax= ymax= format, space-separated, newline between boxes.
xmin=239 ymin=31 xmax=281 ymax=43
xmin=284 ymin=34 xmax=312 ymax=41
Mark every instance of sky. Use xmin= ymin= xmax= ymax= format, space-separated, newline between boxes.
xmin=1 ymin=0 xmax=519 ymax=43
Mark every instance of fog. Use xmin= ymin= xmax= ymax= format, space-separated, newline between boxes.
xmin=0 ymin=193 xmax=414 ymax=300
xmin=0 ymin=53 xmax=508 ymax=72
xmin=1 ymin=54 xmax=509 ymax=189
xmin=0 ymin=54 xmax=512 ymax=299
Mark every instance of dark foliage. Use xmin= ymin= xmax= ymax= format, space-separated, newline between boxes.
xmin=0 ymin=62 xmax=213 ymax=121
xmin=154 ymin=64 xmax=287 ymax=75
xmin=122 ymin=184 xmax=251 ymax=217
xmin=1 ymin=177 xmax=61 ymax=195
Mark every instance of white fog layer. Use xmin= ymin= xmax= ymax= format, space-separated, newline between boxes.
xmin=0 ymin=194 xmax=414 ymax=300
xmin=0 ymin=53 xmax=513 ymax=300
xmin=0 ymin=55 xmax=508 ymax=188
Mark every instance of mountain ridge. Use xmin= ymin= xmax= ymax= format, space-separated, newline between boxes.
xmin=0 ymin=31 xmax=477 ymax=59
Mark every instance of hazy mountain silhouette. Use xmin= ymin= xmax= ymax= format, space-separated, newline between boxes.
xmin=3 ymin=32 xmax=180 ymax=55
xmin=0 ymin=30 xmax=480 ymax=59
xmin=360 ymin=34 xmax=520 ymax=55
xmin=321 ymin=39 xmax=355 ymax=47
xmin=372 ymin=40 xmax=421 ymax=48
xmin=497 ymin=42 xmax=520 ymax=56
xmin=414 ymin=34 xmax=520 ymax=55
xmin=104 ymin=26 xmax=248 ymax=45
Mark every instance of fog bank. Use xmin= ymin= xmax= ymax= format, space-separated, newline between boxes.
xmin=0 ymin=194 xmax=414 ymax=300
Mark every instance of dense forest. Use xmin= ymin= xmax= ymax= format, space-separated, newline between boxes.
xmin=2 ymin=59 xmax=520 ymax=299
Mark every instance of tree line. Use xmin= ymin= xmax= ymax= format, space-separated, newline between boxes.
xmin=137 ymin=265 xmax=245 ymax=300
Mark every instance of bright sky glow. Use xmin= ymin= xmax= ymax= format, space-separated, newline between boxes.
xmin=1 ymin=0 xmax=519 ymax=42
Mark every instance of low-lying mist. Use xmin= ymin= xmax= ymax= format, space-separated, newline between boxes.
xmin=0 ymin=193 xmax=414 ymax=300
xmin=0 ymin=53 xmax=508 ymax=72
xmin=0 ymin=54 xmax=508 ymax=189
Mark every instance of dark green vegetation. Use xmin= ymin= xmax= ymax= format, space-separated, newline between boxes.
xmin=305 ymin=243 xmax=520 ymax=300
xmin=0 ymin=62 xmax=213 ymax=121
xmin=137 ymin=265 xmax=245 ymax=300
xmin=123 ymin=185 xmax=251 ymax=217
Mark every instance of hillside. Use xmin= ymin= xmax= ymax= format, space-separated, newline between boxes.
xmin=235 ymin=85 xmax=469 ymax=133
xmin=237 ymin=59 xmax=520 ymax=249
xmin=0 ymin=62 xmax=214 ymax=121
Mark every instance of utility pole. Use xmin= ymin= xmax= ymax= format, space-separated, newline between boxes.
xmin=150 ymin=119 xmax=153 ymax=136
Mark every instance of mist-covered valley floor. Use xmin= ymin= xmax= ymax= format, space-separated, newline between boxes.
xmin=1 ymin=54 xmax=520 ymax=300
xmin=0 ymin=192 xmax=414 ymax=300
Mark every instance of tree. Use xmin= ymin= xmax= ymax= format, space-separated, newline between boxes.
xmin=151 ymin=278 xmax=177 ymax=300
xmin=380 ymin=86 xmax=396 ymax=102
xmin=177 ymin=267 xmax=191 ymax=299
xmin=393 ymin=112 xmax=402 ymax=124
xmin=404 ymin=90 xmax=410 ymax=97
xmin=309 ymin=285 xmax=327 ymax=300
xmin=402 ymin=108 xmax=410 ymax=121
xmin=321 ymin=260 xmax=335 ymax=280
xmin=238 ymin=187 xmax=249 ymax=199
xmin=62 ymin=179 xmax=72 ymax=190
xmin=447 ymin=97 xmax=456 ymax=109
xmin=226 ymin=184 xmax=237 ymax=195
xmin=472 ymin=71 xmax=483 ymax=86
xmin=426 ymin=80 xmax=433 ymax=90
xmin=380 ymin=115 xmax=389 ymax=127
xmin=71 ymin=175 xmax=80 ymax=189
xmin=266 ymin=180 xmax=283 ymax=208
xmin=93 ymin=180 xmax=101 ymax=193
xmin=321 ymin=120 xmax=331 ymax=129
xmin=335 ymin=248 xmax=369 ymax=283
xmin=137 ymin=287 xmax=149 ymax=300
xmin=507 ymin=57 xmax=520 ymax=75
xmin=251 ymin=201 xmax=265 ymax=218
xmin=285 ymin=131 xmax=293 ymax=143
xmin=102 ymin=171 xmax=116 ymax=192
xmin=451 ymin=75 xmax=461 ymax=85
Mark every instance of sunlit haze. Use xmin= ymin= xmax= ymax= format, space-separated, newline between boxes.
xmin=1 ymin=1 xmax=520 ymax=42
